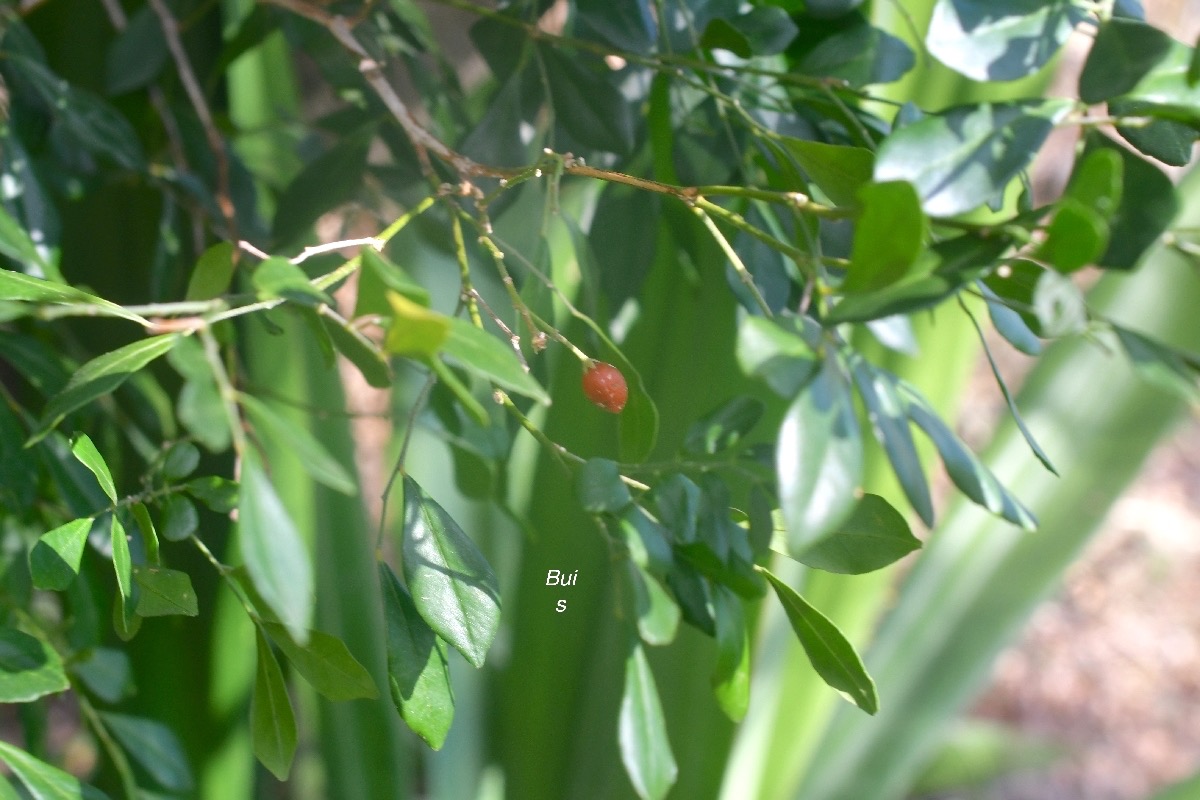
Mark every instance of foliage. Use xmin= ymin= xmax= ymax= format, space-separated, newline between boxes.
xmin=0 ymin=0 xmax=1197 ymax=798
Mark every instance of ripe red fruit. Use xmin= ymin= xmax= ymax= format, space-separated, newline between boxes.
xmin=582 ymin=361 xmax=628 ymax=414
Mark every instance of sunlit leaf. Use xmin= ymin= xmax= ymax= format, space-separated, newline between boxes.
xmin=618 ymin=642 xmax=678 ymax=800
xmin=0 ymin=739 xmax=109 ymax=799
xmin=796 ymin=493 xmax=921 ymax=574
xmin=30 ymin=519 xmax=92 ymax=591
xmin=261 ymin=622 xmax=378 ymax=701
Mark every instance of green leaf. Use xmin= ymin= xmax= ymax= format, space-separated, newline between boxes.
xmin=540 ymin=46 xmax=633 ymax=154
xmin=252 ymin=257 xmax=333 ymax=307
xmin=1035 ymin=198 xmax=1109 ymax=273
xmin=251 ymin=628 xmax=296 ymax=781
xmin=626 ymin=562 xmax=680 ymax=647
xmin=105 ymin=5 xmax=168 ymax=94
xmin=132 ymin=567 xmax=199 ymax=617
xmin=240 ymin=394 xmax=357 ymax=495
xmin=796 ymin=494 xmax=921 ymax=574
xmin=875 ymin=100 xmax=1072 ymax=216
xmin=618 ymin=643 xmax=678 ymax=800
xmin=0 ymin=627 xmax=69 ymax=702
xmin=273 ymin=125 xmax=375 ymax=246
xmin=900 ymin=382 xmax=1037 ymax=530
xmin=736 ymin=314 xmax=820 ymax=397
xmin=29 ymin=334 xmax=181 ymax=445
xmin=383 ymin=292 xmax=451 ymax=358
xmin=238 ymin=450 xmax=314 ymax=644
xmin=158 ymin=495 xmax=198 ymax=542
xmin=1064 ymin=147 xmax=1123 ymax=221
xmin=319 ymin=314 xmax=392 ymax=389
xmin=70 ymin=433 xmax=117 ymax=503
xmin=441 ymin=317 xmax=550 ymax=404
xmin=379 ymin=562 xmax=454 ymax=749
xmin=980 ymin=283 xmax=1042 ymax=356
xmin=1110 ymin=98 xmax=1199 ymax=167
xmin=683 ymin=396 xmax=764 ymax=456
xmin=30 ymin=519 xmax=92 ymax=591
xmin=1079 ymin=18 xmax=1175 ymax=103
xmin=926 ymin=0 xmax=1086 ymax=81
xmin=1113 ymin=325 xmax=1200 ymax=401
xmin=161 ymin=441 xmax=200 ymax=481
xmin=777 ymin=356 xmax=863 ymax=555
xmin=1090 ymin=135 xmax=1179 ymax=270
xmin=184 ymin=243 xmax=236 ymax=302
xmin=184 ymin=476 xmax=238 ymax=513
xmin=700 ymin=7 xmax=797 ymax=57
xmin=576 ymin=458 xmax=633 ymax=514
xmin=99 ymin=712 xmax=192 ymax=794
xmin=358 ymin=249 xmax=430 ymax=311
xmin=760 ymin=567 xmax=878 ymax=713
xmin=0 ymin=269 xmax=146 ymax=324
xmin=401 ymin=476 xmax=501 ymax=668
xmin=0 ymin=739 xmax=109 ymax=799
xmin=845 ymin=181 xmax=927 ymax=293
xmin=793 ymin=14 xmax=915 ymax=87
xmin=110 ymin=516 xmax=135 ymax=632
xmin=70 ymin=648 xmax=132 ymax=705
xmin=261 ymin=621 xmax=378 ymax=701
xmin=848 ymin=359 xmax=934 ymax=526
xmin=780 ymin=139 xmax=874 ymax=208
xmin=710 ymin=585 xmax=750 ymax=721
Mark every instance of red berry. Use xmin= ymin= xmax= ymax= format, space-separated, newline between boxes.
xmin=582 ymin=361 xmax=628 ymax=414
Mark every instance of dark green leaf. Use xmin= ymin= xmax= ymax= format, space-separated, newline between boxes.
xmin=711 ymin=585 xmax=749 ymax=721
xmin=99 ymin=713 xmax=192 ymax=793
xmin=161 ymin=441 xmax=200 ymax=481
xmin=261 ymin=622 xmax=378 ymax=701
xmin=927 ymin=0 xmax=1087 ymax=81
xmin=184 ymin=476 xmax=238 ymax=513
xmin=111 ymin=516 xmax=135 ymax=632
xmin=761 ymin=567 xmax=878 ymax=713
xmin=540 ymin=46 xmax=633 ymax=154
xmin=105 ymin=6 xmax=168 ymax=95
xmin=319 ymin=314 xmax=393 ymax=389
xmin=71 ymin=648 xmax=132 ymax=704
xmin=1079 ymin=18 xmax=1174 ymax=103
xmin=1111 ymin=99 xmax=1198 ymax=167
xmin=70 ymin=434 xmax=117 ymax=503
xmin=849 ymin=359 xmax=934 ymax=526
xmin=379 ymin=562 xmax=454 ymax=749
xmin=796 ymin=494 xmax=921 ymax=574
xmin=273 ymin=126 xmax=374 ymax=246
xmin=0 ymin=269 xmax=145 ymax=324
xmin=683 ymin=397 xmax=764 ymax=455
xmin=238 ymin=450 xmax=313 ymax=644
xmin=132 ymin=567 xmax=198 ymax=617
xmin=875 ymin=100 xmax=1072 ymax=216
xmin=184 ymin=243 xmax=236 ymax=302
xmin=794 ymin=16 xmax=915 ymax=86
xmin=0 ymin=740 xmax=109 ymax=799
xmin=1088 ymin=136 xmax=1179 ymax=270
xmin=252 ymin=257 xmax=333 ymax=307
xmin=900 ymin=382 xmax=1037 ymax=530
xmin=401 ymin=476 xmax=501 ymax=668
xmin=251 ymin=628 xmax=296 ymax=781
xmin=736 ymin=314 xmax=820 ymax=397
xmin=777 ymin=356 xmax=863 ymax=555
xmin=30 ymin=519 xmax=92 ymax=591
xmin=158 ymin=495 xmax=198 ymax=542
xmin=240 ymin=394 xmax=357 ymax=495
xmin=576 ymin=458 xmax=633 ymax=514
xmin=442 ymin=317 xmax=550 ymax=404
xmin=845 ymin=181 xmax=927 ymax=293
xmin=701 ymin=8 xmax=797 ymax=57
xmin=0 ymin=627 xmax=69 ymax=702
xmin=780 ymin=139 xmax=874 ymax=208
xmin=29 ymin=334 xmax=181 ymax=445
xmin=618 ymin=643 xmax=678 ymax=800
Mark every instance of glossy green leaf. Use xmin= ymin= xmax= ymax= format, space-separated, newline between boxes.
xmin=132 ymin=567 xmax=198 ymax=617
xmin=1036 ymin=198 xmax=1108 ymax=273
xmin=70 ymin=433 xmax=117 ymax=503
xmin=1113 ymin=325 xmax=1200 ymax=401
xmin=777 ymin=356 xmax=863 ymax=555
xmin=379 ymin=562 xmax=454 ymax=749
xmin=29 ymin=334 xmax=181 ymax=445
xmin=736 ymin=314 xmax=820 ymax=397
xmin=683 ymin=396 xmax=764 ymax=456
xmin=900 ymin=382 xmax=1037 ymax=530
xmin=110 ymin=516 xmax=135 ymax=631
xmin=158 ymin=494 xmax=198 ymax=542
xmin=0 ymin=626 xmax=69 ymax=702
xmin=30 ymin=519 xmax=91 ymax=591
xmin=319 ymin=314 xmax=392 ymax=389
xmin=1079 ymin=18 xmax=1175 ymax=103
xmin=576 ymin=458 xmax=633 ymax=514
xmin=760 ymin=567 xmax=878 ymax=713
xmin=401 ymin=476 xmax=501 ymax=668
xmin=261 ymin=621 xmax=378 ymax=701
xmin=273 ymin=125 xmax=374 ymax=246
xmin=184 ymin=242 xmax=236 ymax=302
xmin=618 ymin=643 xmax=678 ymax=800
xmin=184 ymin=476 xmax=238 ymax=513
xmin=796 ymin=493 xmax=921 ymax=574
xmin=849 ymin=359 xmax=934 ymax=526
xmin=251 ymin=628 xmax=296 ymax=781
xmin=711 ymin=585 xmax=750 ymax=721
xmin=780 ymin=139 xmax=874 ymax=208
xmin=252 ymin=257 xmax=333 ymax=307
xmin=99 ymin=712 xmax=192 ymax=793
xmin=0 ymin=739 xmax=109 ymax=799
xmin=238 ymin=450 xmax=313 ymax=644
xmin=845 ymin=181 xmax=927 ymax=293
xmin=875 ymin=100 xmax=1072 ymax=216
xmin=926 ymin=0 xmax=1086 ymax=81
xmin=384 ymin=292 xmax=451 ymax=358
xmin=627 ymin=562 xmax=680 ymax=647
xmin=540 ymin=46 xmax=633 ymax=154
xmin=442 ymin=317 xmax=550 ymax=404
xmin=240 ymin=394 xmax=357 ymax=495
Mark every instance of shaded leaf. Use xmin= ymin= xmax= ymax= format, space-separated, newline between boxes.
xmin=711 ymin=585 xmax=750 ymax=721
xmin=980 ymin=282 xmax=1042 ymax=356
xmin=796 ymin=493 xmax=921 ymax=574
xmin=627 ymin=562 xmax=680 ymax=647
xmin=1036 ymin=198 xmax=1109 ymax=273
xmin=261 ymin=622 xmax=378 ymax=701
xmin=1089 ymin=135 xmax=1179 ymax=270
xmin=30 ymin=519 xmax=92 ymax=591
xmin=319 ymin=314 xmax=392 ymax=388
xmin=780 ymin=139 xmax=874 ymax=208
xmin=240 ymin=394 xmax=357 ymax=495
xmin=105 ymin=6 xmax=168 ymax=95
xmin=736 ymin=314 xmax=820 ymax=397
xmin=158 ymin=495 xmax=198 ymax=542
xmin=110 ymin=517 xmax=135 ymax=632
xmin=927 ymin=0 xmax=1086 ymax=82
xmin=618 ymin=643 xmax=678 ymax=800
xmin=1079 ymin=18 xmax=1174 ymax=104
xmin=442 ymin=317 xmax=550 ymax=404
xmin=0 ymin=627 xmax=69 ymax=702
xmin=273 ymin=126 xmax=374 ymax=246
xmin=132 ymin=567 xmax=198 ymax=617
xmin=0 ymin=740 xmax=109 ymax=799
xmin=184 ymin=243 xmax=236 ymax=302
xmin=252 ymin=257 xmax=333 ymax=307
xmin=99 ymin=713 xmax=192 ymax=793
xmin=184 ymin=476 xmax=238 ymax=513
xmin=70 ymin=434 xmax=117 ymax=503
xmin=576 ymin=458 xmax=633 ymax=514
xmin=540 ymin=46 xmax=633 ymax=154
xmin=683 ymin=396 xmax=764 ymax=456
xmin=1113 ymin=325 xmax=1200 ymax=401
xmin=251 ymin=628 xmax=296 ymax=781
xmin=845 ymin=181 xmax=927 ymax=293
